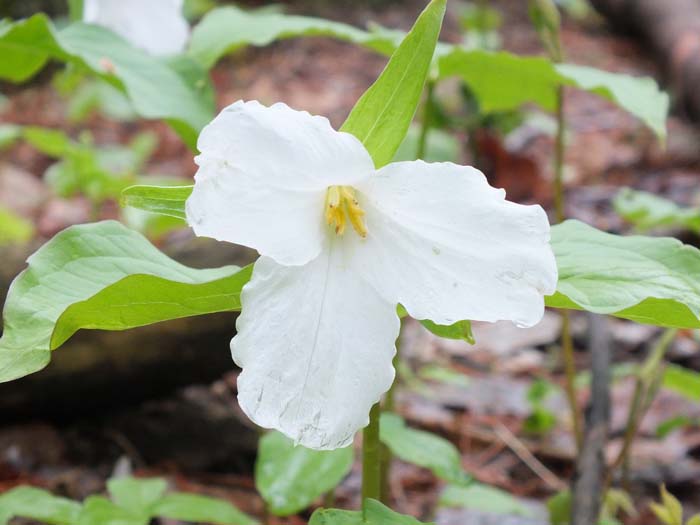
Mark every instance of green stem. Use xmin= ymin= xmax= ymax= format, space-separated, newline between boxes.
xmin=416 ymin=79 xmax=436 ymax=160
xmin=561 ymin=311 xmax=583 ymax=453
xmin=605 ymin=327 xmax=677 ymax=491
xmin=553 ymin=85 xmax=566 ymax=223
xmin=552 ymin=84 xmax=582 ymax=454
xmin=323 ymin=487 xmax=336 ymax=509
xmin=362 ymin=403 xmax=382 ymax=518
xmin=380 ymin=330 xmax=402 ymax=503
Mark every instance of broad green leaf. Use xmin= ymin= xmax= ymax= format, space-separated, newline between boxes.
xmin=152 ymin=493 xmax=257 ymax=525
xmin=340 ymin=0 xmax=447 ymax=167
xmin=438 ymin=50 xmax=668 ymax=139
xmin=187 ymin=6 xmax=398 ymax=69
xmin=0 ymin=15 xmax=214 ymax=148
xmin=189 ymin=6 xmax=666 ymax=138
xmin=379 ymin=413 xmax=470 ymax=486
xmin=663 ymin=364 xmax=700 ymax=401
xmin=0 ymin=486 xmax=81 ymax=525
xmin=547 ymin=220 xmax=700 ymax=328
xmin=439 ymin=483 xmax=531 ymax=516
xmin=0 ymin=207 xmax=34 ymax=246
xmin=107 ymin=477 xmax=168 ymax=513
xmin=77 ymin=496 xmax=148 ymax=525
xmin=255 ymin=431 xmax=354 ymax=516
xmin=613 ymin=188 xmax=700 ymax=233
xmin=121 ymin=184 xmax=194 ymax=220
xmin=309 ymin=499 xmax=433 ymax=525
xmin=0 ymin=221 xmax=251 ymax=383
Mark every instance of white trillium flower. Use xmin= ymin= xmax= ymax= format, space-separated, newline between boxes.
xmin=186 ymin=101 xmax=558 ymax=450
xmin=83 ymin=0 xmax=189 ymax=56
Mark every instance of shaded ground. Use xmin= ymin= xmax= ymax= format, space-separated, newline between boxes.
xmin=1 ymin=1 xmax=700 ymax=523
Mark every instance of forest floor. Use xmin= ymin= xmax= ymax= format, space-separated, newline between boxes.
xmin=1 ymin=1 xmax=700 ymax=524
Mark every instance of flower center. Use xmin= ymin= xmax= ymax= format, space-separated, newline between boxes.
xmin=324 ymin=185 xmax=367 ymax=238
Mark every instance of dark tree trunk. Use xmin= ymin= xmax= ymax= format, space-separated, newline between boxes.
xmin=590 ymin=0 xmax=700 ymax=120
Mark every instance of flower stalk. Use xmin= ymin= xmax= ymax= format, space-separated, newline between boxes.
xmin=531 ymin=0 xmax=584 ymax=454
xmin=362 ymin=402 xmax=382 ymax=517
xmin=380 ymin=327 xmax=403 ymax=503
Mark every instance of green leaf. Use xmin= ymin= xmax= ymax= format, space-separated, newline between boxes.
xmin=656 ymin=415 xmax=697 ymax=438
xmin=121 ymin=184 xmax=194 ymax=220
xmin=188 ymin=5 xmax=666 ymax=139
xmin=438 ymin=50 xmax=668 ymax=139
xmin=77 ymin=496 xmax=148 ymax=525
xmin=0 ymin=221 xmax=251 ymax=383
xmin=68 ymin=0 xmax=84 ymax=21
xmin=188 ymin=6 xmax=398 ymax=69
xmin=660 ymin=485 xmax=684 ymax=525
xmin=439 ymin=483 xmax=531 ymax=516
xmin=613 ymin=188 xmax=700 ymax=234
xmin=23 ymin=126 xmax=74 ymax=156
xmin=418 ymin=364 xmax=471 ymax=387
xmin=309 ymin=499 xmax=433 ymax=525
xmin=0 ymin=124 xmax=22 ymax=148
xmin=547 ymin=490 xmax=571 ymax=525
xmin=663 ymin=364 xmax=700 ymax=401
xmin=0 ymin=15 xmax=214 ymax=149
xmin=396 ymin=304 xmax=474 ymax=343
xmin=379 ymin=413 xmax=471 ymax=486
xmin=152 ymin=493 xmax=257 ymax=525
xmin=340 ymin=0 xmax=447 ymax=167
xmin=0 ymin=207 xmax=34 ymax=246
xmin=255 ymin=430 xmax=354 ymax=516
xmin=107 ymin=477 xmax=168 ymax=513
xmin=0 ymin=486 xmax=82 ymax=525
xmin=547 ymin=220 xmax=700 ymax=328
xmin=419 ymin=319 xmax=474 ymax=343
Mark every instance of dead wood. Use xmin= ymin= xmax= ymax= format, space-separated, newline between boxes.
xmin=0 ymin=234 xmax=255 ymax=421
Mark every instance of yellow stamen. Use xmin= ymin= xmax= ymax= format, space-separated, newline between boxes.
xmin=325 ymin=185 xmax=367 ymax=238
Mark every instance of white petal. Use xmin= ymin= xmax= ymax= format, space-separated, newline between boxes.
xmin=232 ymin=246 xmax=399 ymax=450
xmin=84 ymin=0 xmax=189 ymax=56
xmin=351 ymin=161 xmax=558 ymax=328
xmin=186 ymin=101 xmax=375 ymax=266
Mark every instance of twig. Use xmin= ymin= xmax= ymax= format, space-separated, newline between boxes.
xmin=605 ymin=327 xmax=677 ymax=490
xmin=571 ymin=314 xmax=611 ymax=525
xmin=493 ymin=422 xmax=566 ymax=491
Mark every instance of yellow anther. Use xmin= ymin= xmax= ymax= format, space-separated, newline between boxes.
xmin=325 ymin=185 xmax=367 ymax=238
